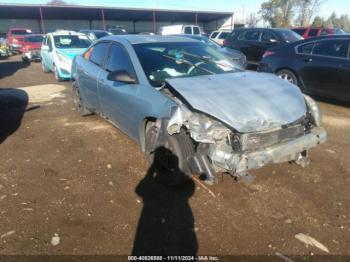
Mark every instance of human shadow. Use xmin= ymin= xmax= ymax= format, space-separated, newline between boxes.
xmin=0 ymin=88 xmax=31 ymax=144
xmin=0 ymin=61 xmax=29 ymax=79
xmin=132 ymin=147 xmax=198 ymax=256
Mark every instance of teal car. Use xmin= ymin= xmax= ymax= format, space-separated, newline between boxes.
xmin=41 ymin=31 xmax=91 ymax=81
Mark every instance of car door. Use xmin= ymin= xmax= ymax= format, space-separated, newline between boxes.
xmin=79 ymin=42 xmax=109 ymax=112
xmin=237 ymin=29 xmax=261 ymax=64
xmin=98 ymin=43 xmax=140 ymax=137
xmin=260 ymin=30 xmax=280 ymax=60
xmin=339 ymin=40 xmax=350 ymax=100
xmin=303 ymin=39 xmax=346 ymax=97
xmin=42 ymin=36 xmax=54 ymax=70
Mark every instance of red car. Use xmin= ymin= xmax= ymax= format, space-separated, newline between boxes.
xmin=6 ymin=28 xmax=33 ymax=53
xmin=21 ymin=34 xmax=44 ymax=62
xmin=292 ymin=27 xmax=345 ymax=39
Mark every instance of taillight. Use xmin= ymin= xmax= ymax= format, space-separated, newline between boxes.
xmin=223 ymin=39 xmax=228 ymax=46
xmin=262 ymin=50 xmax=275 ymax=58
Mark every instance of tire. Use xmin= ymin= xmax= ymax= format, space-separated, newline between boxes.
xmin=22 ymin=56 xmax=30 ymax=64
xmin=53 ymin=64 xmax=63 ymax=82
xmin=145 ymin=125 xmax=194 ymax=186
xmin=277 ymin=69 xmax=298 ymax=86
xmin=72 ymin=82 xmax=92 ymax=116
xmin=41 ymin=62 xmax=50 ymax=73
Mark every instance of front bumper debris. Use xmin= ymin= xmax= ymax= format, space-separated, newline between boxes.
xmin=209 ymin=126 xmax=327 ymax=174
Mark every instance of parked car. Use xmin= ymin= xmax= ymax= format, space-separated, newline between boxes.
xmin=21 ymin=34 xmax=44 ymax=62
xmin=159 ymin=25 xmax=204 ymax=35
xmin=292 ymin=27 xmax=345 ymax=39
xmin=0 ymin=38 xmax=11 ymax=58
xmin=177 ymin=34 xmax=247 ymax=68
xmin=258 ymin=35 xmax=350 ymax=102
xmin=41 ymin=30 xmax=91 ymax=81
xmin=106 ymin=25 xmax=127 ymax=35
xmin=71 ymin=35 xmax=326 ymax=185
xmin=6 ymin=28 xmax=33 ymax=53
xmin=223 ymin=28 xmax=303 ymax=65
xmin=209 ymin=30 xmax=231 ymax=45
xmin=79 ymin=29 xmax=111 ymax=41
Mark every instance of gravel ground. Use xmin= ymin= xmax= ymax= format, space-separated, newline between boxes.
xmin=0 ymin=56 xmax=349 ymax=257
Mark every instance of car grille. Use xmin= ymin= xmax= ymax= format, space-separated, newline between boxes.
xmin=238 ymin=124 xmax=305 ymax=152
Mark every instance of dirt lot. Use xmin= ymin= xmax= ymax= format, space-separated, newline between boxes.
xmin=0 ymin=55 xmax=350 ymax=257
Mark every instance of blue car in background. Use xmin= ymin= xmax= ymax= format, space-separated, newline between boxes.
xmin=71 ymin=35 xmax=326 ymax=186
xmin=41 ymin=31 xmax=91 ymax=81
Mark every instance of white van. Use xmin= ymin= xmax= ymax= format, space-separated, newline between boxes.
xmin=159 ymin=25 xmax=204 ymax=35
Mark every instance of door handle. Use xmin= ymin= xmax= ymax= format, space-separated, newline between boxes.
xmin=302 ymin=58 xmax=313 ymax=63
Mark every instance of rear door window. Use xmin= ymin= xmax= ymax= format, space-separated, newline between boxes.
xmin=218 ymin=32 xmax=229 ymax=39
xmin=308 ymin=29 xmax=319 ymax=37
xmin=297 ymin=42 xmax=314 ymax=54
xmin=184 ymin=26 xmax=192 ymax=34
xmin=292 ymin=29 xmax=307 ymax=36
xmin=210 ymin=32 xmax=219 ymax=39
xmin=239 ymin=30 xmax=260 ymax=41
xmin=261 ymin=31 xmax=278 ymax=42
xmin=312 ymin=40 xmax=346 ymax=58
xmin=89 ymin=42 xmax=109 ymax=66
xmin=193 ymin=27 xmax=200 ymax=35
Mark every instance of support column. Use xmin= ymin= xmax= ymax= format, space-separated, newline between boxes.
xmin=39 ymin=7 xmax=45 ymax=34
xmin=195 ymin=13 xmax=198 ymax=25
xmin=101 ymin=9 xmax=106 ymax=30
xmin=133 ymin=21 xmax=136 ymax=33
xmin=152 ymin=11 xmax=157 ymax=33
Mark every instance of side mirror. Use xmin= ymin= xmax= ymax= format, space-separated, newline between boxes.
xmin=41 ymin=45 xmax=49 ymax=51
xmin=107 ymin=70 xmax=136 ymax=84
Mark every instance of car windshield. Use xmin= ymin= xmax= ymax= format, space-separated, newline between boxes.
xmin=94 ymin=31 xmax=109 ymax=39
xmin=277 ymin=29 xmax=303 ymax=43
xmin=12 ymin=29 xmax=32 ymax=35
xmin=24 ymin=35 xmax=43 ymax=43
xmin=53 ymin=35 xmax=91 ymax=49
xmin=133 ymin=41 xmax=241 ymax=86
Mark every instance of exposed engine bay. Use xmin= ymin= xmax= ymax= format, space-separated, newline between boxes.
xmin=158 ymin=79 xmax=327 ymax=182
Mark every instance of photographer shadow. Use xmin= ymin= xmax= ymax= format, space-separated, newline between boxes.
xmin=132 ymin=146 xmax=198 ymax=256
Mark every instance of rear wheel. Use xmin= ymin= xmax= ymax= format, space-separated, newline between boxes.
xmin=72 ymin=82 xmax=92 ymax=116
xmin=277 ymin=69 xmax=298 ymax=85
xmin=145 ymin=125 xmax=194 ymax=186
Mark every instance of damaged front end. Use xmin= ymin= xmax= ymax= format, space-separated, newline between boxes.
xmin=165 ymin=95 xmax=326 ymax=182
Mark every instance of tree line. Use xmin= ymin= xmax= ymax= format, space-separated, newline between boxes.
xmin=259 ymin=0 xmax=349 ymax=32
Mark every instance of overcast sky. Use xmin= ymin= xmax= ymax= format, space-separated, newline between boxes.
xmin=3 ymin=0 xmax=349 ymax=19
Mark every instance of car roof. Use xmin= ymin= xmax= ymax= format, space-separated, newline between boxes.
xmin=24 ymin=34 xmax=43 ymax=37
xmin=9 ymin=28 xmax=32 ymax=31
xmin=48 ymin=30 xmax=84 ymax=36
xmin=80 ymin=29 xmax=108 ymax=33
xmin=103 ymin=34 xmax=198 ymax=44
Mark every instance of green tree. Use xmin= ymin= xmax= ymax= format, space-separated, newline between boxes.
xmin=260 ymin=0 xmax=297 ymax=27
xmin=312 ymin=16 xmax=325 ymax=27
xmin=295 ymin=0 xmax=325 ymax=26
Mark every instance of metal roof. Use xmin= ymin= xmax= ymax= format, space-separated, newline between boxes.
xmin=0 ymin=4 xmax=233 ymax=23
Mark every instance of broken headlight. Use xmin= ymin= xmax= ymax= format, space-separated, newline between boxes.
xmin=304 ymin=95 xmax=321 ymax=126
xmin=167 ymin=107 xmax=231 ymax=143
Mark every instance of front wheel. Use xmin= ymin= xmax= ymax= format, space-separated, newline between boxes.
xmin=277 ymin=69 xmax=298 ymax=86
xmin=72 ymin=82 xmax=92 ymax=116
xmin=145 ymin=125 xmax=194 ymax=186
xmin=53 ymin=65 xmax=63 ymax=82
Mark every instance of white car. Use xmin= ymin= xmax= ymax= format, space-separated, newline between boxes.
xmin=209 ymin=30 xmax=231 ymax=45
xmin=40 ymin=30 xmax=91 ymax=81
xmin=159 ymin=25 xmax=204 ymax=35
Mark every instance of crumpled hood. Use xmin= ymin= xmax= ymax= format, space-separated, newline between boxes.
xmin=57 ymin=48 xmax=86 ymax=60
xmin=166 ymin=72 xmax=307 ymax=133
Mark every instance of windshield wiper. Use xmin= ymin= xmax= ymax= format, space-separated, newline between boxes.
xmin=181 ymin=51 xmax=236 ymax=71
xmin=162 ymin=54 xmax=215 ymax=75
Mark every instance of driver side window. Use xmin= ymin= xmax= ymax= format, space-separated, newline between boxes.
xmin=105 ymin=44 xmax=135 ymax=78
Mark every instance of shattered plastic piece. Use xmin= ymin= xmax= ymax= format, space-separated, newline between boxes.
xmin=295 ymin=233 xmax=329 ymax=253
xmin=51 ymin=233 xmax=60 ymax=246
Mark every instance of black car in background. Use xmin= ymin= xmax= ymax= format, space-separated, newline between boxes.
xmin=176 ymin=34 xmax=247 ymax=68
xmin=258 ymin=35 xmax=350 ymax=102
xmin=223 ymin=28 xmax=303 ymax=65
